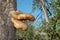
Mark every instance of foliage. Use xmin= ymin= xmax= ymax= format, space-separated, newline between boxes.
xmin=16 ymin=24 xmax=49 ymax=40
xmin=32 ymin=0 xmax=52 ymax=16
xmin=16 ymin=25 xmax=35 ymax=40
xmin=16 ymin=0 xmax=60 ymax=40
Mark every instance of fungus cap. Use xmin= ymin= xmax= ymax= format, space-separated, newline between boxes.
xmin=11 ymin=18 xmax=28 ymax=31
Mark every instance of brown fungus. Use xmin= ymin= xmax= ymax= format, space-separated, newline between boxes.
xmin=10 ymin=10 xmax=35 ymax=31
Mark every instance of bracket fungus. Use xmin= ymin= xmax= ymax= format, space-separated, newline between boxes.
xmin=10 ymin=10 xmax=35 ymax=31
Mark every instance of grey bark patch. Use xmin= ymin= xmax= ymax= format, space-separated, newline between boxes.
xmin=0 ymin=0 xmax=16 ymax=40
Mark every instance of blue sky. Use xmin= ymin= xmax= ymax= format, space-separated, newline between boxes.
xmin=17 ymin=0 xmax=33 ymax=13
xmin=17 ymin=0 xmax=41 ymax=18
xmin=17 ymin=0 xmax=44 ymax=26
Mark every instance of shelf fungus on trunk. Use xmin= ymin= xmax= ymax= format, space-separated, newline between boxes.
xmin=10 ymin=10 xmax=35 ymax=31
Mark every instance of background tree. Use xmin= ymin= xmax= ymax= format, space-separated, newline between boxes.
xmin=32 ymin=0 xmax=51 ymax=23
xmin=50 ymin=0 xmax=60 ymax=40
xmin=32 ymin=0 xmax=60 ymax=40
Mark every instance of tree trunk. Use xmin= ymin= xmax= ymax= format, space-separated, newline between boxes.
xmin=0 ymin=0 xmax=16 ymax=40
xmin=41 ymin=0 xmax=49 ymax=23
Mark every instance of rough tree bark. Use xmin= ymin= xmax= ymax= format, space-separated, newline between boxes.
xmin=0 ymin=0 xmax=16 ymax=40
